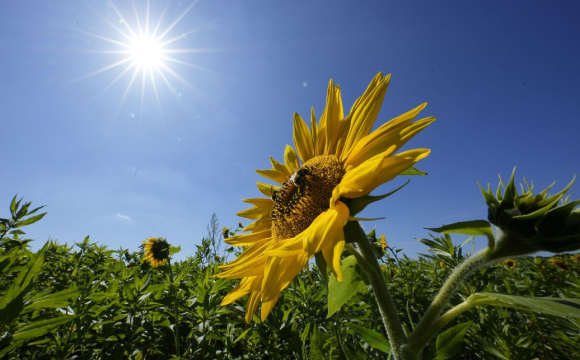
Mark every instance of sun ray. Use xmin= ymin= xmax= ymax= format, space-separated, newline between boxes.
xmin=161 ymin=55 xmax=210 ymax=72
xmin=151 ymin=2 xmax=170 ymax=37
xmin=108 ymin=2 xmax=137 ymax=38
xmin=157 ymin=0 xmax=199 ymax=41
xmin=93 ymin=63 xmax=136 ymax=101
xmin=132 ymin=0 xmax=144 ymax=36
xmin=71 ymin=57 xmax=133 ymax=84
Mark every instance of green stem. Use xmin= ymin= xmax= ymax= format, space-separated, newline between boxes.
xmin=167 ymin=259 xmax=181 ymax=358
xmin=345 ymin=222 xmax=406 ymax=359
xmin=404 ymin=249 xmax=492 ymax=356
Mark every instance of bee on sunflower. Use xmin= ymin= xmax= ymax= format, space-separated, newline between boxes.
xmin=142 ymin=237 xmax=170 ymax=268
xmin=217 ymin=73 xmax=434 ymax=322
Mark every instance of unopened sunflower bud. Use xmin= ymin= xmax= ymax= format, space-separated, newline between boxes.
xmin=481 ymin=169 xmax=580 ymax=258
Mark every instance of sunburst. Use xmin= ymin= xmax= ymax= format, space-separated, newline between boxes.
xmin=73 ymin=0 xmax=206 ymax=119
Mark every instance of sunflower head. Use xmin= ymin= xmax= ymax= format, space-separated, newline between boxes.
xmin=503 ymin=259 xmax=516 ymax=270
xmin=223 ymin=227 xmax=230 ymax=239
xmin=481 ymin=169 xmax=580 ymax=258
xmin=218 ymin=72 xmax=434 ymax=322
xmin=142 ymin=237 xmax=170 ymax=268
xmin=549 ymin=257 xmax=571 ymax=271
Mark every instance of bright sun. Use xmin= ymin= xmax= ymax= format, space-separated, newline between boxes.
xmin=128 ymin=35 xmax=163 ymax=69
xmin=74 ymin=1 xmax=203 ymax=118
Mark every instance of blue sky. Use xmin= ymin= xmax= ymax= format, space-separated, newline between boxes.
xmin=1 ymin=1 xmax=579 ymax=260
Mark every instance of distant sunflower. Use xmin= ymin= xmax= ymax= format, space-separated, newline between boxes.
xmin=504 ymin=259 xmax=516 ymax=269
xmin=218 ymin=73 xmax=434 ymax=322
xmin=142 ymin=237 xmax=170 ymax=268
xmin=380 ymin=234 xmax=388 ymax=250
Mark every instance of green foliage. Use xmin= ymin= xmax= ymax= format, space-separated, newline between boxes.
xmin=1 ymin=195 xmax=580 ymax=359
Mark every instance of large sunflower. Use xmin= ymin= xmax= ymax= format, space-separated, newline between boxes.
xmin=218 ymin=73 xmax=434 ymax=323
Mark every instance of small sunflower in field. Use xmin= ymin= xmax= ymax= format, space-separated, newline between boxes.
xmin=504 ymin=259 xmax=516 ymax=269
xmin=380 ymin=234 xmax=388 ymax=250
xmin=142 ymin=237 xmax=170 ymax=268
xmin=549 ymin=257 xmax=571 ymax=271
xmin=223 ymin=227 xmax=230 ymax=239
xmin=571 ymin=254 xmax=580 ymax=264
xmin=218 ymin=72 xmax=434 ymax=322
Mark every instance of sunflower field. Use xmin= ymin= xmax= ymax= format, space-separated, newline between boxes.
xmin=2 ymin=195 xmax=579 ymax=360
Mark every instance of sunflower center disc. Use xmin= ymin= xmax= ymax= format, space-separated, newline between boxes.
xmin=271 ymin=155 xmax=345 ymax=241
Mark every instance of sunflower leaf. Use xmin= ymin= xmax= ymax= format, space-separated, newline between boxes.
xmin=399 ymin=166 xmax=427 ymax=176
xmin=434 ymin=321 xmax=473 ymax=359
xmin=346 ymin=180 xmax=410 ymax=215
xmin=426 ymin=220 xmax=494 ymax=238
xmin=327 ymin=256 xmax=367 ymax=318
xmin=470 ymin=293 xmax=580 ymax=319
xmin=347 ymin=322 xmax=391 ymax=354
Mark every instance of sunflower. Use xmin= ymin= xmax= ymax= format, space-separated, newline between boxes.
xmin=142 ymin=237 xmax=170 ymax=268
xmin=380 ymin=234 xmax=388 ymax=250
xmin=218 ymin=73 xmax=434 ymax=322
xmin=504 ymin=259 xmax=516 ymax=270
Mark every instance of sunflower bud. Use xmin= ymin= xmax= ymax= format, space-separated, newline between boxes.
xmin=481 ymin=169 xmax=580 ymax=258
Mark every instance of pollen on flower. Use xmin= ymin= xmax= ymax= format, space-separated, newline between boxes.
xmin=270 ymin=155 xmax=345 ymax=241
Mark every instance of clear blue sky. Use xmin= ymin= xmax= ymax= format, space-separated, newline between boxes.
xmin=1 ymin=1 xmax=579 ymax=260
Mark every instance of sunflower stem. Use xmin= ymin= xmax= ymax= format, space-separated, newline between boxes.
xmin=345 ymin=222 xmax=407 ymax=359
xmin=403 ymin=248 xmax=492 ymax=357
xmin=167 ymin=258 xmax=181 ymax=358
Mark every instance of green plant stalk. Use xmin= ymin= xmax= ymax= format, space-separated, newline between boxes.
xmin=167 ymin=258 xmax=181 ymax=358
xmin=345 ymin=221 xmax=406 ymax=359
xmin=403 ymin=248 xmax=492 ymax=356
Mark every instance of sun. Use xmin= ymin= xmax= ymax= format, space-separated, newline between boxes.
xmin=128 ymin=35 xmax=163 ymax=69
xmin=73 ymin=1 xmax=205 ymax=118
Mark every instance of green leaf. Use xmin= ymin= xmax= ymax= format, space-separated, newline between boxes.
xmin=13 ymin=315 xmax=78 ymax=341
xmin=233 ymin=328 xmax=252 ymax=344
xmin=13 ymin=213 xmax=47 ymax=228
xmin=10 ymin=195 xmax=19 ymax=218
xmin=347 ymin=180 xmax=410 ymax=215
xmin=399 ymin=166 xmax=427 ymax=176
xmin=169 ymin=245 xmax=181 ymax=255
xmin=434 ymin=321 xmax=473 ymax=359
xmin=471 ymin=293 xmax=580 ymax=319
xmin=347 ymin=323 xmax=391 ymax=354
xmin=327 ymin=256 xmax=367 ymax=318
xmin=309 ymin=326 xmax=326 ymax=360
xmin=426 ymin=220 xmax=494 ymax=238
xmin=24 ymin=287 xmax=82 ymax=311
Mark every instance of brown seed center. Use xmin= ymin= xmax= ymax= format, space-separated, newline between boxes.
xmin=270 ymin=155 xmax=344 ymax=241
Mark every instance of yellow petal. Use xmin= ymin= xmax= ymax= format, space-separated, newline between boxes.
xmin=225 ymin=229 xmax=272 ymax=246
xmin=320 ymin=80 xmax=344 ymax=154
xmin=310 ymin=107 xmax=318 ymax=156
xmin=301 ymin=201 xmax=349 ymax=256
xmin=284 ymin=145 xmax=300 ymax=173
xmin=345 ymin=102 xmax=433 ymax=169
xmin=260 ymin=293 xmax=280 ymax=322
xmin=255 ymin=169 xmax=287 ymax=184
xmin=269 ymin=157 xmax=291 ymax=178
xmin=236 ymin=198 xmax=272 ymax=220
xmin=261 ymin=253 xmax=309 ymax=303
xmin=265 ymin=235 xmax=303 ymax=257
xmin=243 ymin=217 xmax=272 ymax=233
xmin=322 ymin=239 xmax=345 ymax=281
xmin=293 ymin=113 xmax=314 ymax=162
xmin=221 ymin=277 xmax=253 ymax=305
xmin=341 ymin=73 xmax=391 ymax=160
xmin=256 ymin=182 xmax=279 ymax=197
xmin=334 ymin=148 xmax=431 ymax=201
xmin=245 ymin=276 xmax=263 ymax=323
